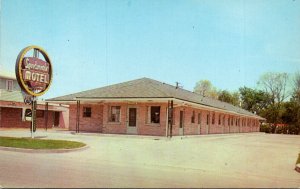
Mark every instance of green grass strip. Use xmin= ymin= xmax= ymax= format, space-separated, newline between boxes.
xmin=0 ymin=136 xmax=86 ymax=149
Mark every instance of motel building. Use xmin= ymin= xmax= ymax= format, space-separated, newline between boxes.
xmin=47 ymin=77 xmax=264 ymax=136
xmin=0 ymin=70 xmax=69 ymax=129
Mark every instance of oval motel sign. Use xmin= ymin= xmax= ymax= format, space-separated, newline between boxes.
xmin=15 ymin=45 xmax=53 ymax=97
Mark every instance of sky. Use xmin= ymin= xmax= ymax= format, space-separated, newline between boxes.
xmin=0 ymin=0 xmax=300 ymax=99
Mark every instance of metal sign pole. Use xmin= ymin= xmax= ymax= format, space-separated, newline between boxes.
xmin=31 ymin=98 xmax=34 ymax=139
xmin=31 ymin=96 xmax=37 ymax=139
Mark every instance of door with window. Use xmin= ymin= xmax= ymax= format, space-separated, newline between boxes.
xmin=127 ymin=107 xmax=137 ymax=134
xmin=179 ymin=110 xmax=184 ymax=135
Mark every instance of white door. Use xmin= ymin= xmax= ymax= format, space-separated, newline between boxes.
xmin=127 ymin=107 xmax=137 ymax=134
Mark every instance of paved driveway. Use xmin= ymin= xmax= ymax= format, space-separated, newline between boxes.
xmin=0 ymin=129 xmax=299 ymax=188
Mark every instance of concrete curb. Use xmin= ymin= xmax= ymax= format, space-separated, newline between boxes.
xmin=72 ymin=132 xmax=166 ymax=140
xmin=295 ymin=164 xmax=300 ymax=173
xmin=0 ymin=145 xmax=89 ymax=153
xmin=71 ymin=131 xmax=265 ymax=140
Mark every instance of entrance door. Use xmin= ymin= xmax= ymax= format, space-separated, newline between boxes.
xmin=54 ymin=112 xmax=60 ymax=127
xmin=127 ymin=107 xmax=137 ymax=134
xmin=179 ymin=111 xmax=184 ymax=135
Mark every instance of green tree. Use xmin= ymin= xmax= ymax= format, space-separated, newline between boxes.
xmin=257 ymin=72 xmax=289 ymax=105
xmin=292 ymin=71 xmax=300 ymax=102
xmin=194 ymin=80 xmax=218 ymax=99
xmin=257 ymin=72 xmax=290 ymax=125
xmin=239 ymin=86 xmax=271 ymax=115
xmin=281 ymin=72 xmax=300 ymax=134
xmin=218 ymin=90 xmax=240 ymax=106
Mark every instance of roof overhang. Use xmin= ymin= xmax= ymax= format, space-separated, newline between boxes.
xmin=46 ymin=97 xmax=264 ymax=120
xmin=173 ymin=98 xmax=265 ymax=120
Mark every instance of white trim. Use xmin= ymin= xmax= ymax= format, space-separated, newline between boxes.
xmin=6 ymin=80 xmax=13 ymax=91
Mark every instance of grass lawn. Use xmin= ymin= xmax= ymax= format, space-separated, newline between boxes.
xmin=0 ymin=136 xmax=86 ymax=149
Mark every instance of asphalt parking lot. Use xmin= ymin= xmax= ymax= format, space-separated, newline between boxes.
xmin=0 ymin=129 xmax=299 ymax=188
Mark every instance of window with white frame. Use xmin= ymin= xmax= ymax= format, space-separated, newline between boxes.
xmin=147 ymin=106 xmax=160 ymax=124
xmin=109 ymin=106 xmax=121 ymax=122
xmin=83 ymin=107 xmax=92 ymax=117
xmin=6 ymin=80 xmax=13 ymax=91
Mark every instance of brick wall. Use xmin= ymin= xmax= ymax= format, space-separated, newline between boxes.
xmin=102 ymin=103 xmax=127 ymax=134
xmin=69 ymin=104 xmax=103 ymax=132
xmin=67 ymin=101 xmax=261 ymax=136
xmin=0 ymin=107 xmax=55 ymax=129
xmin=59 ymin=110 xmax=69 ymax=129
xmin=137 ymin=103 xmax=167 ymax=136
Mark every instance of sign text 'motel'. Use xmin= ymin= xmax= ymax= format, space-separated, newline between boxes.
xmin=15 ymin=46 xmax=53 ymax=96
xmin=22 ymin=57 xmax=50 ymax=89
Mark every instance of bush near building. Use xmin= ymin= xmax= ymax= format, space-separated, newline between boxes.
xmin=260 ymin=123 xmax=300 ymax=135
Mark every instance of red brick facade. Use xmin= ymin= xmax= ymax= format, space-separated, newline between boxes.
xmin=0 ymin=101 xmax=69 ymax=129
xmin=69 ymin=102 xmax=261 ymax=136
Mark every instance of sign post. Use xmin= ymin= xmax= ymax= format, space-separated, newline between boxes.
xmin=15 ymin=46 xmax=53 ymax=138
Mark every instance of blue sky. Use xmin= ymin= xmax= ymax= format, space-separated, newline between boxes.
xmin=1 ymin=0 xmax=299 ymax=99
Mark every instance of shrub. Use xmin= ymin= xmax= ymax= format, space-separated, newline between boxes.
xmin=260 ymin=124 xmax=271 ymax=133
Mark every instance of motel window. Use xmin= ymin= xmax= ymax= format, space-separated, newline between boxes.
xmin=149 ymin=106 xmax=160 ymax=124
xmin=198 ymin=112 xmax=201 ymax=124
xmin=83 ymin=107 xmax=92 ymax=117
xmin=212 ymin=113 xmax=215 ymax=125
xmin=37 ymin=110 xmax=44 ymax=118
xmin=191 ymin=111 xmax=195 ymax=123
xmin=109 ymin=106 xmax=121 ymax=122
xmin=6 ymin=80 xmax=13 ymax=91
xmin=218 ymin=114 xmax=221 ymax=125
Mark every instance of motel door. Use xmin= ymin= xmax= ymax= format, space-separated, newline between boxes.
xmin=127 ymin=107 xmax=137 ymax=134
xmin=179 ymin=111 xmax=184 ymax=135
xmin=54 ymin=112 xmax=60 ymax=127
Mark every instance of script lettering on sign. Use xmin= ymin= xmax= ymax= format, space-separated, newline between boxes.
xmin=21 ymin=57 xmax=50 ymax=91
